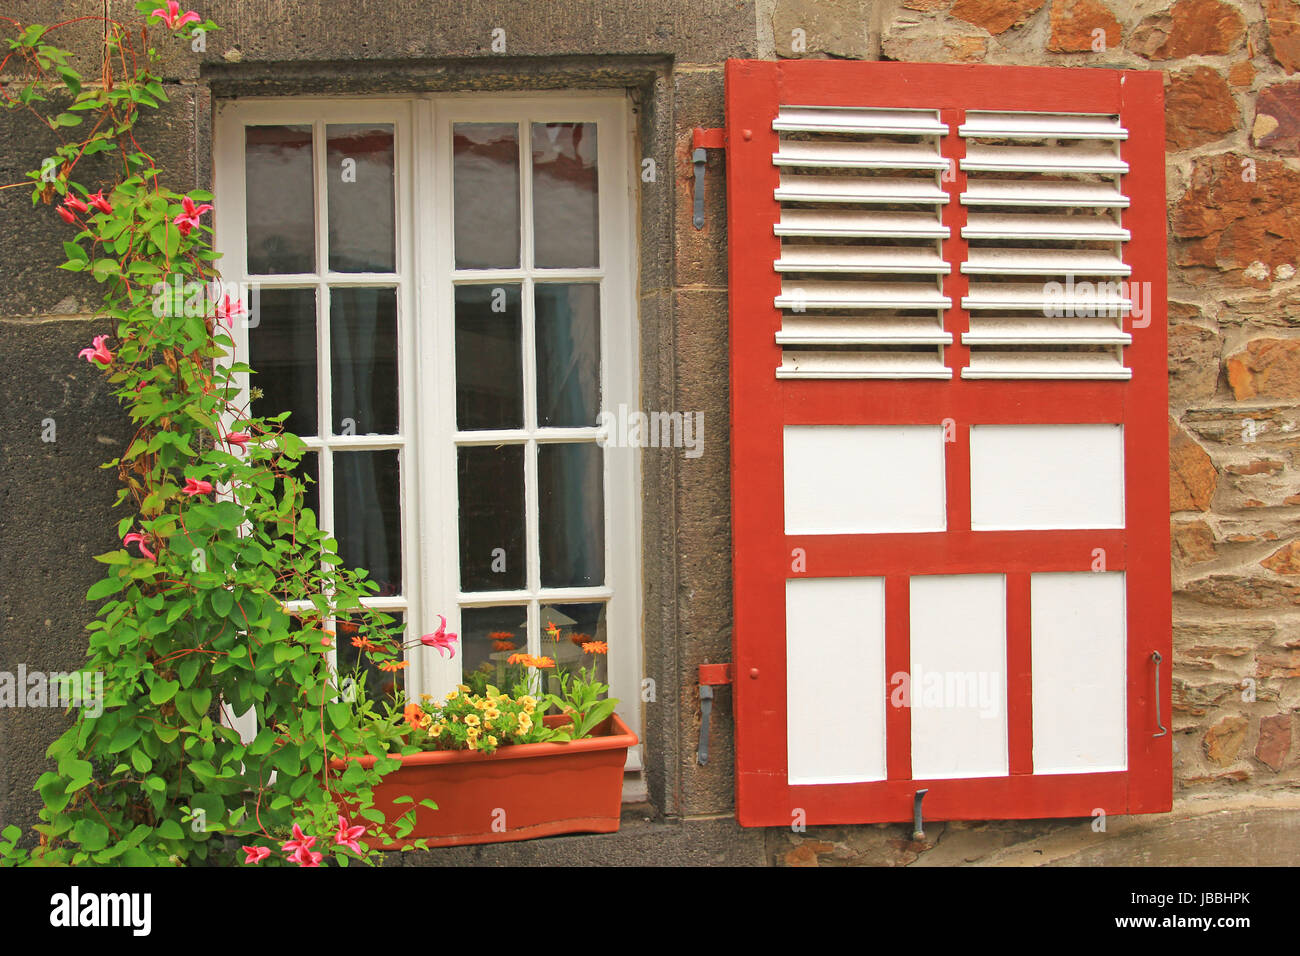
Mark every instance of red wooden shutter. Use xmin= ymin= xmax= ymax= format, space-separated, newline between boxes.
xmin=725 ymin=60 xmax=1171 ymax=826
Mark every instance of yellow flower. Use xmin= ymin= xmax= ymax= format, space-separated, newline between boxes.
xmin=429 ymin=723 xmax=444 ymax=737
xmin=517 ymin=712 xmax=532 ymax=733
xmin=519 ymin=696 xmax=536 ymax=714
xmin=445 ymin=690 xmax=459 ymax=702
xmin=466 ymin=735 xmax=479 ymax=751
xmin=484 ymin=707 xmax=501 ymax=721
xmin=486 ymin=736 xmax=498 ymax=749
xmin=464 ymin=714 xmax=480 ymax=728
xmin=457 ymin=684 xmax=470 ymax=694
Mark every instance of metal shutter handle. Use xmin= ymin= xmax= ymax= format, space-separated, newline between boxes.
xmin=1151 ymin=651 xmax=1167 ymax=738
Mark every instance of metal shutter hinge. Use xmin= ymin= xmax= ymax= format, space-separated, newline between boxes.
xmin=696 ymin=662 xmax=733 ymax=765
xmin=692 ymin=127 xmax=727 ymax=230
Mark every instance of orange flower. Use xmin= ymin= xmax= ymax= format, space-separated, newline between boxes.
xmin=532 ymin=656 xmax=555 ymax=669
xmin=403 ymin=703 xmax=426 ymax=728
xmin=492 ymin=640 xmax=516 ymax=652
xmin=507 ymin=653 xmax=533 ymax=666
xmin=581 ymin=641 xmax=609 ymax=655
xmin=488 ymin=631 xmax=515 ymax=641
xmin=569 ymin=632 xmax=591 ymax=647
xmin=378 ymin=659 xmax=410 ymax=672
xmin=545 ymin=622 xmax=561 ymax=641
xmin=351 ymin=635 xmax=377 ymax=651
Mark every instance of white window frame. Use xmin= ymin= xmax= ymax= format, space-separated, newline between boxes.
xmin=214 ymin=93 xmax=643 ymax=766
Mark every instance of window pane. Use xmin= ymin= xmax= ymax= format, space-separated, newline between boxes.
xmin=249 ymin=288 xmax=317 ymax=437
xmin=531 ymin=122 xmax=598 ymax=268
xmin=538 ymin=602 xmax=609 ymax=689
xmin=535 ymin=283 xmax=600 ymax=427
xmin=334 ymin=449 xmax=403 ymax=597
xmin=336 ymin=610 xmax=405 ymax=704
xmin=458 ymin=606 xmax=528 ymax=697
xmin=538 ymin=442 xmax=604 ymax=588
xmin=455 ymin=284 xmax=522 ymax=430
xmin=330 ymin=287 xmax=398 ymax=435
xmin=326 ymin=124 xmax=395 ymax=273
xmin=454 ymin=123 xmax=520 ymax=269
xmin=245 ymin=125 xmax=315 ymax=275
xmin=458 ymin=444 xmax=525 ymax=591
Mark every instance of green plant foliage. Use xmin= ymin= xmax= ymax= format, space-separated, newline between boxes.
xmin=0 ymin=5 xmax=423 ymax=867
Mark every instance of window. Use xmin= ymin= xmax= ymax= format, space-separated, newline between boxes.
xmin=726 ymin=60 xmax=1170 ymax=825
xmin=214 ymin=95 xmax=642 ymax=763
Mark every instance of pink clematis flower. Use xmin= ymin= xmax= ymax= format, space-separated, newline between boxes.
xmin=419 ymin=614 xmax=458 ymax=658
xmin=214 ymin=293 xmax=245 ymax=324
xmin=63 ymin=194 xmax=88 ymax=214
xmin=123 ymin=533 xmax=156 ymax=561
xmin=242 ymin=845 xmax=272 ymax=865
xmin=174 ymin=195 xmax=213 ymax=237
xmin=334 ymin=815 xmax=366 ymax=854
xmin=282 ymin=823 xmax=315 ymax=856
xmin=87 ymin=190 xmax=113 ymax=215
xmin=290 ymin=845 xmax=324 ymax=867
xmin=225 ymin=431 xmax=252 ymax=451
xmin=151 ymin=1 xmax=202 ymax=30
xmin=182 ymin=477 xmax=214 ymax=497
xmin=78 ymin=334 xmax=113 ymax=366
xmin=56 ymin=205 xmax=76 ymax=224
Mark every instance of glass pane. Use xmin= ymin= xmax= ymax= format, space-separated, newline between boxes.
xmin=458 ymin=606 xmax=530 ymax=698
xmin=455 ymin=284 xmax=522 ymax=430
xmin=330 ymin=287 xmax=398 ymax=435
xmin=248 ymin=288 xmax=317 ymax=437
xmin=538 ymin=602 xmax=609 ymax=691
xmin=453 ymin=123 xmax=520 ymax=269
xmin=531 ymin=122 xmax=598 ymax=268
xmin=245 ymin=125 xmax=315 ymax=275
xmin=326 ymin=124 xmax=396 ymax=273
xmin=458 ymin=444 xmax=525 ymax=591
xmin=538 ymin=442 xmax=604 ymax=588
xmin=334 ymin=450 xmax=403 ymax=597
xmin=535 ymin=283 xmax=600 ymax=427
xmin=336 ymin=610 xmax=405 ymax=704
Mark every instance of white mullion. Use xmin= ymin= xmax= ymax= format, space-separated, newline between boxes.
xmin=392 ymin=101 xmax=419 ymax=688
xmin=453 ymin=267 xmax=604 ymax=282
xmin=458 ymin=586 xmax=613 ymax=604
xmin=309 ymin=435 xmax=407 ymax=451
xmin=521 ymin=114 xmax=542 ymax=607
xmin=454 ymin=427 xmax=601 ymax=444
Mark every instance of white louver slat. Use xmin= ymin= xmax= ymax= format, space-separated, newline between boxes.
xmin=771 ymin=106 xmax=951 ymax=379
xmin=958 ymin=110 xmax=1133 ymax=380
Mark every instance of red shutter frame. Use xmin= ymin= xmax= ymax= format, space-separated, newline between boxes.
xmin=725 ymin=60 xmax=1171 ymax=827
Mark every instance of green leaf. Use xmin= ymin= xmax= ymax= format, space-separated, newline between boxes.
xmin=131 ymin=748 xmax=152 ymax=773
xmin=72 ymin=819 xmax=110 ymax=852
xmin=91 ymin=258 xmax=120 ymax=281
xmin=156 ymin=819 xmax=184 ymax=840
xmin=87 ymin=576 xmax=125 ymax=600
xmin=107 ymin=721 xmax=142 ymax=753
xmin=210 ymin=588 xmax=234 ymax=617
xmin=149 ymin=678 xmax=179 ymax=705
xmin=58 ymin=69 xmax=81 ymax=96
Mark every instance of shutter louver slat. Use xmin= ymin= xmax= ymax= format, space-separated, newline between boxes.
xmin=772 ymin=105 xmax=950 ymax=379
xmin=959 ymin=110 xmax=1132 ymax=380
